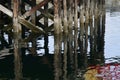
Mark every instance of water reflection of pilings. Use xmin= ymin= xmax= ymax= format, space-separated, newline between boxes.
xmin=53 ymin=0 xmax=62 ymax=80
xmin=53 ymin=0 xmax=106 ymax=80
xmin=89 ymin=0 xmax=106 ymax=66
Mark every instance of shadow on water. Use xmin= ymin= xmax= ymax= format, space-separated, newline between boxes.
xmin=0 ymin=0 xmax=120 ymax=80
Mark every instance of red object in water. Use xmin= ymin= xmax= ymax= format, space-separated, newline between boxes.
xmin=96 ymin=64 xmax=120 ymax=80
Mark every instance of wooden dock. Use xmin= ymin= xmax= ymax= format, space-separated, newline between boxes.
xmin=0 ymin=0 xmax=106 ymax=80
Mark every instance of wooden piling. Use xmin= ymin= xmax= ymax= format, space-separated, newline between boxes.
xmin=13 ymin=0 xmax=22 ymax=79
xmin=99 ymin=0 xmax=106 ymax=64
xmin=54 ymin=0 xmax=60 ymax=35
xmin=54 ymin=35 xmax=62 ymax=80
xmin=0 ymin=0 xmax=107 ymax=79
xmin=31 ymin=0 xmax=37 ymax=55
xmin=62 ymin=0 xmax=68 ymax=79
xmin=63 ymin=34 xmax=68 ymax=80
xmin=89 ymin=0 xmax=94 ymax=65
xmin=44 ymin=2 xmax=49 ymax=55
xmin=79 ymin=4 xmax=85 ymax=55
xmin=63 ymin=0 xmax=68 ymax=34
xmin=74 ymin=0 xmax=78 ymax=75
xmin=67 ymin=0 xmax=75 ymax=76
xmin=84 ymin=0 xmax=90 ymax=68
xmin=53 ymin=0 xmax=61 ymax=80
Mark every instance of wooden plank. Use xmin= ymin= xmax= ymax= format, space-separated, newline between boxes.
xmin=0 ymin=5 xmax=45 ymax=33
xmin=43 ymin=13 xmax=53 ymax=20
xmin=22 ymin=0 xmax=50 ymax=18
xmin=18 ymin=16 xmax=45 ymax=33
xmin=37 ymin=8 xmax=54 ymax=20
xmin=0 ymin=49 xmax=13 ymax=58
xmin=0 ymin=4 xmax=13 ymax=17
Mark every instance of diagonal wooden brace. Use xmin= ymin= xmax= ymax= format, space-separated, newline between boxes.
xmin=0 ymin=4 xmax=13 ymax=17
xmin=18 ymin=16 xmax=45 ymax=33
xmin=22 ymin=0 xmax=51 ymax=18
xmin=0 ymin=4 xmax=45 ymax=34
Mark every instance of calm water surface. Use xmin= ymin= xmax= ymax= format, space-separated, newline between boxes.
xmin=105 ymin=11 xmax=120 ymax=58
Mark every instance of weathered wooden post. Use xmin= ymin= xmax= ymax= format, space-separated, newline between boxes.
xmin=63 ymin=35 xmax=68 ymax=80
xmin=44 ymin=1 xmax=49 ymax=55
xmin=98 ymin=0 xmax=106 ymax=64
xmin=53 ymin=0 xmax=61 ymax=80
xmin=63 ymin=0 xmax=68 ymax=34
xmin=13 ymin=0 xmax=22 ymax=79
xmin=74 ymin=0 xmax=78 ymax=75
xmin=89 ymin=0 xmax=94 ymax=38
xmin=89 ymin=0 xmax=94 ymax=65
xmin=102 ymin=0 xmax=106 ymax=36
xmin=93 ymin=0 xmax=101 ymax=64
xmin=67 ymin=0 xmax=74 ymax=75
xmin=54 ymin=0 xmax=61 ymax=35
xmin=89 ymin=0 xmax=106 ymax=65
xmin=94 ymin=0 xmax=99 ymax=33
xmin=88 ymin=0 xmax=97 ymax=65
xmin=96 ymin=1 xmax=102 ymax=64
xmin=83 ymin=0 xmax=90 ymax=68
xmin=31 ymin=0 xmax=37 ymax=55
xmin=79 ymin=3 xmax=84 ymax=56
xmin=63 ymin=0 xmax=68 ymax=79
